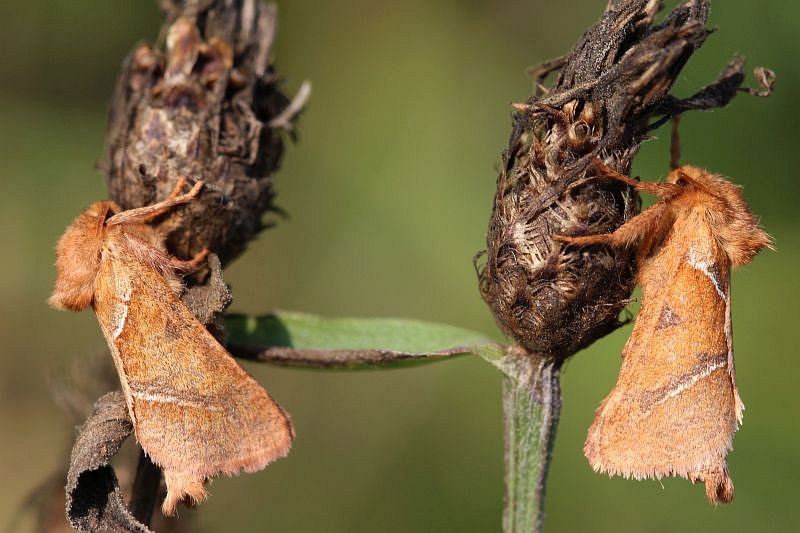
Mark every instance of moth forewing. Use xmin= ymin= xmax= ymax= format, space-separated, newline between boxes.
xmin=51 ymin=182 xmax=293 ymax=516
xmin=560 ymin=163 xmax=770 ymax=504
xmin=584 ymin=219 xmax=738 ymax=501
xmin=94 ymin=248 xmax=292 ymax=515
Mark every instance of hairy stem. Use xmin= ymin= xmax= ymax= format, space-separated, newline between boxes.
xmin=499 ymin=352 xmax=561 ymax=533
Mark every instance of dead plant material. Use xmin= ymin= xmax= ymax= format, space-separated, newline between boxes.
xmin=65 ymin=392 xmax=149 ymax=532
xmin=105 ymin=1 xmax=302 ymax=265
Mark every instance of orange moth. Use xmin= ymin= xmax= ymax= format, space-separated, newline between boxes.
xmin=50 ymin=179 xmax=293 ymax=515
xmin=558 ymin=160 xmax=771 ymax=503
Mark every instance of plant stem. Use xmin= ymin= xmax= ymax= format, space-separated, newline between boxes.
xmin=129 ymin=450 xmax=161 ymax=527
xmin=500 ymin=351 xmax=561 ymax=533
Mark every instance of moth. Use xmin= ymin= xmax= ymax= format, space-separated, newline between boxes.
xmin=558 ymin=160 xmax=771 ymax=503
xmin=50 ymin=179 xmax=293 ymax=515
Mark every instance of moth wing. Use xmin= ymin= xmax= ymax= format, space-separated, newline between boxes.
xmin=93 ymin=243 xmax=293 ymax=511
xmin=585 ymin=221 xmax=737 ymax=501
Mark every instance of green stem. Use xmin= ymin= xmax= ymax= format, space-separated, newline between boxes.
xmin=500 ymin=351 xmax=562 ymax=533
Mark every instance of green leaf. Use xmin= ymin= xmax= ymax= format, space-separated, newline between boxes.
xmin=225 ymin=311 xmax=505 ymax=370
xmin=225 ymin=312 xmax=559 ymax=532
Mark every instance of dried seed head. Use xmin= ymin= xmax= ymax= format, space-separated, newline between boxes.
xmin=479 ymin=101 xmax=638 ymax=358
xmin=104 ymin=5 xmax=299 ymax=265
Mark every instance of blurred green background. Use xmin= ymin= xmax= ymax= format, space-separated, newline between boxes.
xmin=1 ymin=1 xmax=797 ymax=531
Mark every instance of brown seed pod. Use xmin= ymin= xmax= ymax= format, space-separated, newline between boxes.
xmin=478 ymin=0 xmax=760 ymax=359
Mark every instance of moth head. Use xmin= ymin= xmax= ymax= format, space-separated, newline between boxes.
xmin=49 ymin=201 xmax=119 ymax=311
xmin=669 ymin=165 xmax=773 ymax=266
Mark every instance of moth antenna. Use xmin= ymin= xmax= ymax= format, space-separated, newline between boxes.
xmin=106 ymin=180 xmax=205 ymax=226
xmin=591 ymin=159 xmax=680 ymax=199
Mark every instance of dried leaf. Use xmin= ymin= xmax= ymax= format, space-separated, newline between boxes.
xmin=66 ymin=391 xmax=152 ymax=533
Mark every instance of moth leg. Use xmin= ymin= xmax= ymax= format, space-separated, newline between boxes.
xmin=554 ymin=232 xmax=616 ymax=247
xmin=170 ymin=247 xmax=210 ymax=272
xmin=555 ymin=200 xmax=673 ymax=252
xmin=592 ymin=159 xmax=680 ymax=199
xmin=106 ymin=178 xmax=204 ymax=226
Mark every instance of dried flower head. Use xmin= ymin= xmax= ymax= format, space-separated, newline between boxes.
xmin=480 ymin=100 xmax=638 ymax=357
xmin=104 ymin=5 xmax=299 ymax=265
